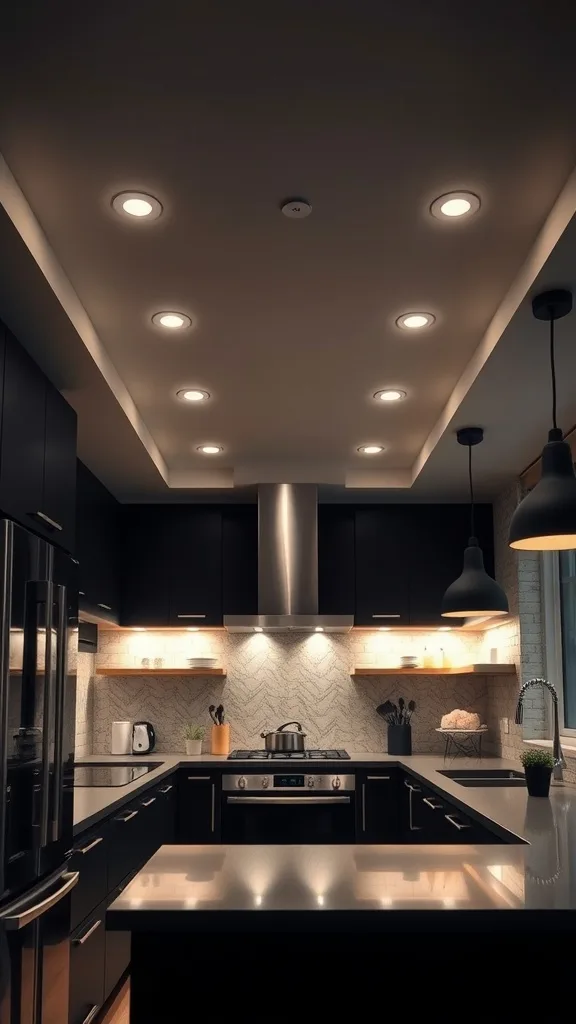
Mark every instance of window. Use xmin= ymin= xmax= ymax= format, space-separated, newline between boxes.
xmin=543 ymin=552 xmax=576 ymax=736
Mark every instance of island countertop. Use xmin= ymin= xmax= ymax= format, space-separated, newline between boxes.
xmin=107 ymin=776 xmax=576 ymax=924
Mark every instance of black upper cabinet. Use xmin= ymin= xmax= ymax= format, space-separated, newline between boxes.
xmin=354 ymin=504 xmax=495 ymax=628
xmin=355 ymin=506 xmax=411 ymax=626
xmin=0 ymin=328 xmax=46 ymax=531
xmin=318 ymin=504 xmax=355 ymax=614
xmin=42 ymin=385 xmax=77 ymax=551
xmin=0 ymin=325 xmax=77 ymax=552
xmin=407 ymin=504 xmax=494 ymax=627
xmin=120 ymin=506 xmax=171 ymax=626
xmin=166 ymin=506 xmax=222 ymax=626
xmin=76 ymin=461 xmax=120 ymax=616
xmin=120 ymin=505 xmax=223 ymax=627
xmin=222 ymin=504 xmax=257 ymax=615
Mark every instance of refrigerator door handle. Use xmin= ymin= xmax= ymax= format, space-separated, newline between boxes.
xmin=0 ymin=520 xmax=14 ymax=898
xmin=51 ymin=584 xmax=67 ymax=842
xmin=39 ymin=580 xmax=55 ymax=849
xmin=0 ymin=869 xmax=79 ymax=930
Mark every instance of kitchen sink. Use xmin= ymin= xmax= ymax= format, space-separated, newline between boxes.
xmin=437 ymin=768 xmax=526 ymax=788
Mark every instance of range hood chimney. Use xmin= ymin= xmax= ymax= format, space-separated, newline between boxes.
xmin=224 ymin=484 xmax=353 ymax=632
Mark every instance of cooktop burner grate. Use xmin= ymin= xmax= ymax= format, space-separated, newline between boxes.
xmin=227 ymin=749 xmax=350 ymax=760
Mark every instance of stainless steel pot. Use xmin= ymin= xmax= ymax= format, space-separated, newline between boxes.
xmin=260 ymin=721 xmax=307 ymax=752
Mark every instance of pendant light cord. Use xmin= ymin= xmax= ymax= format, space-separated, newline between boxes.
xmin=468 ymin=443 xmax=475 ymax=538
xmin=550 ymin=312 xmax=558 ymax=430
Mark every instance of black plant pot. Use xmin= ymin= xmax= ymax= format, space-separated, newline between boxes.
xmin=524 ymin=764 xmax=552 ymax=797
xmin=387 ymin=724 xmax=412 ymax=755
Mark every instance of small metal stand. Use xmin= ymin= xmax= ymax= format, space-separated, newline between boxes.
xmin=435 ymin=728 xmax=486 ymax=759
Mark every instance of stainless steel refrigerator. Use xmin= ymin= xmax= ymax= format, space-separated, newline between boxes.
xmin=0 ymin=520 xmax=77 ymax=1024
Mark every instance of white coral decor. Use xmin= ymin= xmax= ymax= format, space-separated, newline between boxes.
xmin=440 ymin=709 xmax=481 ymax=731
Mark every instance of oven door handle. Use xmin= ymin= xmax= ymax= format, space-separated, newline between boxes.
xmin=226 ymin=795 xmax=351 ymax=805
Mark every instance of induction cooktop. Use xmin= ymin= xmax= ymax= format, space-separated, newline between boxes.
xmin=72 ymin=762 xmax=161 ymax=787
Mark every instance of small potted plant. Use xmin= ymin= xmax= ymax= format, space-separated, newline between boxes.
xmin=520 ymin=748 xmax=555 ymax=797
xmin=184 ymin=725 xmax=205 ymax=756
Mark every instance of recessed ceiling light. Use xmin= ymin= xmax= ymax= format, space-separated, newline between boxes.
xmin=152 ymin=311 xmax=192 ymax=330
xmin=176 ymin=389 xmax=210 ymax=402
xmin=430 ymin=191 xmax=480 ymax=220
xmin=374 ymin=389 xmax=407 ymax=403
xmin=280 ymin=197 xmax=312 ymax=218
xmin=197 ymin=445 xmax=223 ymax=455
xmin=357 ymin=445 xmax=385 ymax=455
xmin=396 ymin=312 xmax=435 ymax=330
xmin=111 ymin=191 xmax=162 ymax=220
xmin=254 ymin=626 xmax=263 ymax=633
xmin=314 ymin=626 xmax=324 ymax=632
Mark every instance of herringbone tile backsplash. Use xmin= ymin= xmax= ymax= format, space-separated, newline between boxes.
xmin=88 ymin=629 xmax=492 ymax=754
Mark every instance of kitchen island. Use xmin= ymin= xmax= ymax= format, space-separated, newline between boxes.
xmin=107 ymin=780 xmax=576 ymax=1020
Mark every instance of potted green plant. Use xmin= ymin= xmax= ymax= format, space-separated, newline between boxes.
xmin=520 ymin=748 xmax=555 ymax=797
xmin=184 ymin=724 xmax=205 ymax=756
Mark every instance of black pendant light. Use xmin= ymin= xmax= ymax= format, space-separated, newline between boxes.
xmin=509 ymin=288 xmax=576 ymax=550
xmin=441 ymin=427 xmax=509 ymax=619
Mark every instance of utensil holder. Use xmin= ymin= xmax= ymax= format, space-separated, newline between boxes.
xmin=387 ymin=724 xmax=412 ymax=755
xmin=211 ymin=723 xmax=230 ymax=755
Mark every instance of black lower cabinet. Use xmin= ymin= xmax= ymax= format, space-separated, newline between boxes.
xmin=157 ymin=780 xmax=176 ymax=843
xmin=104 ymin=899 xmax=131 ymax=1002
xmin=177 ymin=772 xmax=220 ymax=843
xmin=69 ymin=828 xmax=109 ymax=932
xmin=399 ymin=774 xmax=505 ymax=844
xmin=69 ymin=903 xmax=107 ymax=1024
xmin=356 ymin=771 xmax=400 ymax=842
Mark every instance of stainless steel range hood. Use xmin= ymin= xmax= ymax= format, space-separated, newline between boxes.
xmin=224 ymin=484 xmax=353 ymax=632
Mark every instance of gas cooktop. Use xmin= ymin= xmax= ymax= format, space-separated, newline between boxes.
xmin=227 ymin=749 xmax=350 ymax=761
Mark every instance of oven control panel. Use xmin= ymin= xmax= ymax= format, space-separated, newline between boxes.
xmin=222 ymin=774 xmax=355 ymax=792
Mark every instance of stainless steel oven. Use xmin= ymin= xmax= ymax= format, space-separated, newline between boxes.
xmin=221 ymin=773 xmax=356 ymax=844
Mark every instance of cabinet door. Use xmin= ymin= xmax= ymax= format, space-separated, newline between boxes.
xmin=355 ymin=507 xmax=410 ymax=626
xmin=222 ymin=504 xmax=257 ymax=615
xmin=69 ymin=907 xmax=106 ymax=1024
xmin=167 ymin=506 xmax=222 ymax=626
xmin=106 ymin=801 xmax=147 ymax=890
xmin=357 ymin=771 xmax=400 ymax=842
xmin=120 ymin=506 xmax=171 ymax=626
xmin=69 ymin=828 xmax=109 ymax=932
xmin=177 ymin=773 xmax=218 ymax=843
xmin=76 ymin=461 xmax=119 ymax=615
xmin=319 ymin=504 xmax=355 ymax=614
xmin=157 ymin=780 xmax=176 ymax=843
xmin=0 ymin=328 xmax=46 ymax=530
xmin=42 ymin=384 xmax=77 ymax=552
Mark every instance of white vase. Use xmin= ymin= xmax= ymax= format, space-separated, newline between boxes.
xmin=185 ymin=739 xmax=202 ymax=756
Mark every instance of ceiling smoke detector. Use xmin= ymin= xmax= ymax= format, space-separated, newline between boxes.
xmin=280 ymin=197 xmax=312 ymax=219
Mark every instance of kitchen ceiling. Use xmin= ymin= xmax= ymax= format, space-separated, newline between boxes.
xmin=2 ymin=3 xmax=576 ymax=499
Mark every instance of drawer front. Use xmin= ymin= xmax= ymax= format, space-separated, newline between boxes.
xmin=69 ymin=829 xmax=109 ymax=932
xmin=107 ymin=800 xmax=145 ymax=891
xmin=69 ymin=906 xmax=106 ymax=1024
xmin=104 ymin=882 xmax=132 ymax=1001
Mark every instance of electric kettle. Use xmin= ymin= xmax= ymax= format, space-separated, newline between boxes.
xmin=132 ymin=721 xmax=156 ymax=754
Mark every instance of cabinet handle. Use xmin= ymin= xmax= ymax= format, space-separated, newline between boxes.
xmin=74 ymin=918 xmax=102 ymax=946
xmin=423 ymin=797 xmax=443 ymax=810
xmin=404 ymin=779 xmax=421 ymax=793
xmin=177 ymin=614 xmax=206 ymax=619
xmin=97 ymin=603 xmax=112 ymax=611
xmin=80 ymin=1006 xmax=100 ymax=1024
xmin=361 ymin=782 xmax=366 ymax=832
xmin=211 ymin=783 xmax=215 ymax=832
xmin=159 ymin=785 xmax=173 ymax=794
xmin=141 ymin=797 xmax=156 ymax=807
xmin=27 ymin=511 xmax=63 ymax=532
xmin=75 ymin=836 xmax=104 ymax=856
xmin=367 ymin=775 xmax=391 ymax=780
xmin=187 ymin=776 xmax=210 ymax=780
xmin=371 ymin=614 xmax=401 ymax=619
xmin=115 ymin=810 xmax=139 ymax=822
xmin=444 ymin=813 xmax=471 ymax=831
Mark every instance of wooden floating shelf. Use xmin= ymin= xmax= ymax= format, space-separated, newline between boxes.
xmin=351 ymin=664 xmax=516 ymax=677
xmin=97 ymin=667 xmax=226 ymax=677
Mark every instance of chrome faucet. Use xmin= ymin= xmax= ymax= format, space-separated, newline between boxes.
xmin=515 ymin=678 xmax=566 ymax=782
